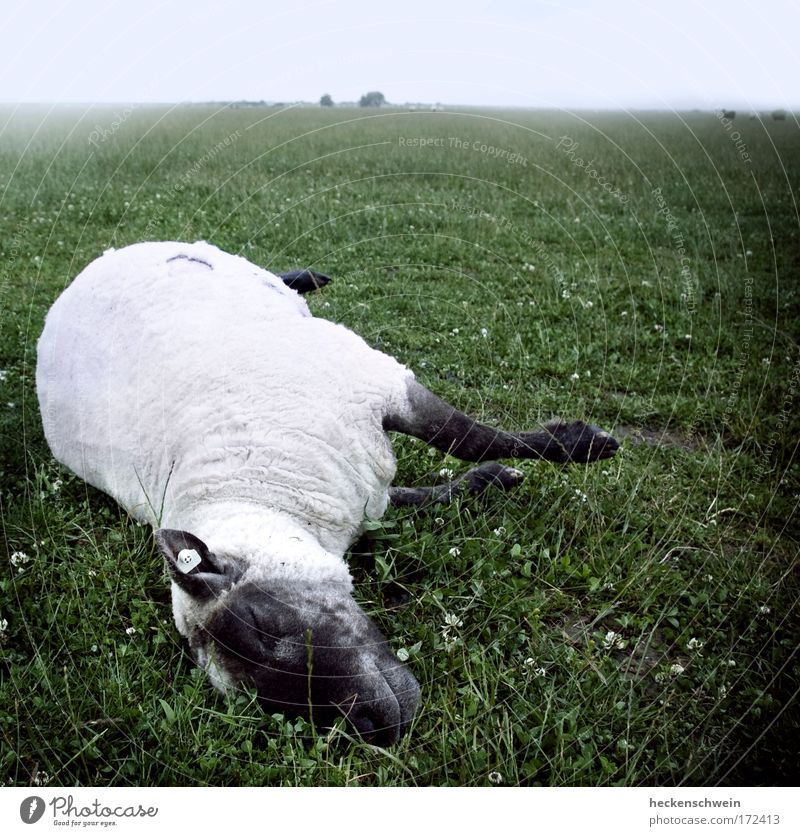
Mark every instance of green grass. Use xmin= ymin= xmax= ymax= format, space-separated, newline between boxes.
xmin=1 ymin=104 xmax=798 ymax=786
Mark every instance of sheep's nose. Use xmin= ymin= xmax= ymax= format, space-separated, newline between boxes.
xmin=384 ymin=661 xmax=422 ymax=737
xmin=345 ymin=663 xmax=421 ymax=746
xmin=349 ymin=701 xmax=401 ymax=746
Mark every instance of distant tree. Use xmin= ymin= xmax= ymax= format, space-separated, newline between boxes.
xmin=359 ymin=91 xmax=386 ymax=108
xmin=771 ymin=109 xmax=786 ymax=121
xmin=320 ymin=94 xmax=334 ymax=107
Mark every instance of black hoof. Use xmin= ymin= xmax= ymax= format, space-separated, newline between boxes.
xmin=463 ymin=462 xmax=525 ymax=494
xmin=585 ymin=424 xmax=620 ymax=461
xmin=560 ymin=421 xmax=619 ymax=462
xmin=279 ymin=269 xmax=332 ymax=294
xmin=539 ymin=420 xmax=619 ymax=463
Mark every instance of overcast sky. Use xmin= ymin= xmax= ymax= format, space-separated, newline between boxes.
xmin=1 ymin=0 xmax=797 ymax=109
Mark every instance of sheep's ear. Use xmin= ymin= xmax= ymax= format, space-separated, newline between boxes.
xmin=155 ymin=529 xmax=238 ymax=599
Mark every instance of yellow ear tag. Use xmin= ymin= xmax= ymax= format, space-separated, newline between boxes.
xmin=177 ymin=548 xmax=202 ymax=574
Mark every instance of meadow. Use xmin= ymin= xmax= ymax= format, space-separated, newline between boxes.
xmin=0 ymin=103 xmax=798 ymax=786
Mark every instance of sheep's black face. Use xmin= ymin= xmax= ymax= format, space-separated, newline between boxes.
xmin=205 ymin=580 xmax=421 ymax=746
xmin=156 ymin=529 xmax=420 ymax=746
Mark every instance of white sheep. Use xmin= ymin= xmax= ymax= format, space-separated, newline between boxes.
xmin=36 ymin=240 xmax=618 ymax=744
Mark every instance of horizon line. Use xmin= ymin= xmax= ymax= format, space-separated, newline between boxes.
xmin=0 ymin=100 xmax=796 ymax=113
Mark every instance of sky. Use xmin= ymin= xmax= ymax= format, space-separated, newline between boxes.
xmin=1 ymin=0 xmax=797 ymax=109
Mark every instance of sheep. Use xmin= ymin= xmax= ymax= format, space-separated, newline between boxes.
xmin=35 ymin=240 xmax=619 ymax=745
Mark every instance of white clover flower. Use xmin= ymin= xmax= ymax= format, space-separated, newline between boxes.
xmin=654 ymin=323 xmax=664 ymax=332
xmin=602 ymin=630 xmax=626 ymax=650
xmin=434 ymin=517 xmax=445 ymax=526
xmin=719 ymin=685 xmax=728 ymax=699
xmin=523 ymin=658 xmax=546 ymax=677
xmin=125 ymin=626 xmax=137 ymax=636
xmin=480 ymin=328 xmax=488 ymax=338
xmin=0 ymin=370 xmax=7 ymax=382
xmin=52 ymin=479 xmax=63 ymax=491
xmin=10 ymin=551 xmax=30 ymax=571
xmin=727 ymin=659 xmax=736 ymax=667
xmin=641 ymin=280 xmax=652 ymax=287
xmin=493 ymin=526 xmax=506 ymax=537
xmin=448 ymin=546 xmax=461 ymax=558
xmin=621 ymin=310 xmax=628 ymax=317
xmin=570 ymin=372 xmax=580 ymax=381
xmin=439 ymin=467 xmax=455 ymax=479
xmin=443 ymin=613 xmax=463 ymax=629
xmin=0 ymin=617 xmax=8 ymax=633
xmin=687 ymin=637 xmax=704 ymax=652
xmin=574 ymin=489 xmax=588 ymax=503
xmin=669 ymin=663 xmax=685 ymax=676
xmin=488 ymin=771 xmax=504 ymax=784
xmin=450 ymin=327 xmax=460 ymax=336
xmin=704 ymin=574 xmax=713 ymax=582
xmin=758 ymin=605 xmax=771 ymax=615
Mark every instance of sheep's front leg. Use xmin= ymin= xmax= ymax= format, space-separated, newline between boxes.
xmin=389 ymin=462 xmax=524 ymax=508
xmin=384 ymin=380 xmax=619 ymax=463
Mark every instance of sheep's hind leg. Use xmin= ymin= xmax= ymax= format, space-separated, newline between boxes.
xmin=389 ymin=462 xmax=524 ymax=508
xmin=384 ymin=380 xmax=619 ymax=463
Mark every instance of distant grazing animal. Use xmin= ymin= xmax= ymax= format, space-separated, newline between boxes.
xmin=721 ymin=109 xmax=736 ymax=119
xmin=36 ymin=241 xmax=618 ymax=745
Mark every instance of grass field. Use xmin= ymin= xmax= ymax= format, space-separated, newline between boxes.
xmin=0 ymin=104 xmax=798 ymax=787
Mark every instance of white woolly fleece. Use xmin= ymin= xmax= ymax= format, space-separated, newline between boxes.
xmin=36 ymin=240 xmax=415 ymax=583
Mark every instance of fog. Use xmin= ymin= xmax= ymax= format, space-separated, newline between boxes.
xmin=1 ymin=0 xmax=797 ymax=109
